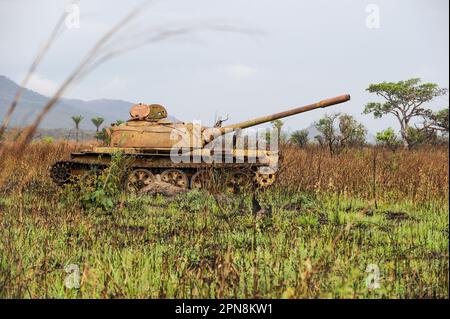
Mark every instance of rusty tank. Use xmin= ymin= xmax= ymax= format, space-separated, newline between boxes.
xmin=50 ymin=94 xmax=351 ymax=192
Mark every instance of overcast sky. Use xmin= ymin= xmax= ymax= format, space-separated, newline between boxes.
xmin=0 ymin=0 xmax=448 ymax=133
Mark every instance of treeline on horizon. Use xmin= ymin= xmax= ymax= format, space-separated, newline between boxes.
xmin=1 ymin=78 xmax=449 ymax=154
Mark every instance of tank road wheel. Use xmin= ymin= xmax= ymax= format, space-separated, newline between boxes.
xmin=161 ymin=169 xmax=189 ymax=189
xmin=127 ymin=169 xmax=155 ymax=193
xmin=255 ymin=167 xmax=277 ymax=188
xmin=226 ymin=171 xmax=252 ymax=193
xmin=50 ymin=161 xmax=73 ymax=186
xmin=190 ymin=170 xmax=211 ymax=190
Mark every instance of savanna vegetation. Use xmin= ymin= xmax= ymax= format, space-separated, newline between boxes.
xmin=0 ymin=141 xmax=448 ymax=298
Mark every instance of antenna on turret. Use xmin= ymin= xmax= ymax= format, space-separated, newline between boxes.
xmin=214 ymin=114 xmax=229 ymax=128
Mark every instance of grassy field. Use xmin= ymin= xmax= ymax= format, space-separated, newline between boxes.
xmin=0 ymin=142 xmax=448 ymax=298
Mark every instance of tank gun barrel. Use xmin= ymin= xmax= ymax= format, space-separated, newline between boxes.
xmin=221 ymin=94 xmax=350 ymax=131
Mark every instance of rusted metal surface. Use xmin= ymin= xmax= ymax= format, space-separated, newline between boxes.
xmin=50 ymin=94 xmax=350 ymax=189
xmin=221 ymin=94 xmax=351 ymax=131
xmin=129 ymin=103 xmax=168 ymax=121
xmin=70 ymin=151 xmax=270 ymax=169
xmin=130 ymin=103 xmax=150 ymax=120
xmin=110 ymin=94 xmax=351 ymax=149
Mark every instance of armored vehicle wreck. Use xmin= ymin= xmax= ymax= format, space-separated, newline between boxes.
xmin=50 ymin=94 xmax=350 ymax=192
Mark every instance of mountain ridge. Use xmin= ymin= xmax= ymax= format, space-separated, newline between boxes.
xmin=0 ymin=75 xmax=170 ymax=130
xmin=0 ymin=75 xmax=375 ymax=143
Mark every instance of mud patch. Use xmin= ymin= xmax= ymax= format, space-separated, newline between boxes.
xmin=384 ymin=211 xmax=417 ymax=222
xmin=357 ymin=207 xmax=374 ymax=217
xmin=115 ymin=224 xmax=147 ymax=235
xmin=141 ymin=181 xmax=189 ymax=197
xmin=284 ymin=202 xmax=302 ymax=211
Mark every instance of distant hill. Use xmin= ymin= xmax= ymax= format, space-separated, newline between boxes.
xmin=1 ymin=75 xmax=375 ymax=143
xmin=0 ymin=75 xmax=177 ymax=130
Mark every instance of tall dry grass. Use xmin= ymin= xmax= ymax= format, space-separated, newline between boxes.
xmin=279 ymin=145 xmax=448 ymax=203
xmin=0 ymin=141 xmax=77 ymax=195
xmin=0 ymin=141 xmax=448 ymax=205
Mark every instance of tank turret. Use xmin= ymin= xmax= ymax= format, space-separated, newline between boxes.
xmin=107 ymin=94 xmax=351 ymax=150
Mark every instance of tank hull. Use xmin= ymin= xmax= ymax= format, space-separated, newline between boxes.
xmin=50 ymin=148 xmax=278 ymax=192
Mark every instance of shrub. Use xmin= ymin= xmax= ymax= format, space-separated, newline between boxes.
xmin=41 ymin=136 xmax=54 ymax=144
xmin=62 ymin=152 xmax=130 ymax=213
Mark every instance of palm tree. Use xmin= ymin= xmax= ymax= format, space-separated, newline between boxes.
xmin=91 ymin=117 xmax=104 ymax=132
xmin=91 ymin=117 xmax=105 ymax=141
xmin=71 ymin=115 xmax=83 ymax=143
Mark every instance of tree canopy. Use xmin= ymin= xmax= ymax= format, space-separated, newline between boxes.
xmin=91 ymin=117 xmax=105 ymax=132
xmin=364 ymin=78 xmax=447 ymax=149
xmin=314 ymin=113 xmax=367 ymax=154
xmin=290 ymin=129 xmax=309 ymax=148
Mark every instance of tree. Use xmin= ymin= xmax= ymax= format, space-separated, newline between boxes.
xmin=271 ymin=119 xmax=284 ymax=136
xmin=376 ymin=127 xmax=401 ymax=151
xmin=96 ymin=128 xmax=111 ymax=145
xmin=266 ymin=119 xmax=287 ymax=145
xmin=91 ymin=117 xmax=104 ymax=132
xmin=272 ymin=119 xmax=288 ymax=143
xmin=290 ymin=129 xmax=309 ymax=148
xmin=407 ymin=126 xmax=438 ymax=147
xmin=95 ymin=120 xmax=124 ymax=145
xmin=314 ymin=113 xmax=339 ymax=154
xmin=427 ymin=108 xmax=449 ymax=146
xmin=364 ymin=78 xmax=447 ymax=149
xmin=407 ymin=107 xmax=449 ymax=147
xmin=314 ymin=113 xmax=367 ymax=154
xmin=71 ymin=115 xmax=83 ymax=143
xmin=426 ymin=108 xmax=449 ymax=134
xmin=338 ymin=114 xmax=367 ymax=147
xmin=91 ymin=117 xmax=105 ymax=142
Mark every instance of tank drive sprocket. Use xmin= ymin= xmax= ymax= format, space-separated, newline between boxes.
xmin=49 ymin=161 xmax=73 ymax=185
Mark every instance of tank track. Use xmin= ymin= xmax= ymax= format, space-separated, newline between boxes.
xmin=49 ymin=161 xmax=107 ymax=186
xmin=50 ymin=159 xmax=276 ymax=190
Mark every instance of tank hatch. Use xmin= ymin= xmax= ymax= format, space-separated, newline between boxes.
xmin=129 ymin=103 xmax=168 ymax=121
